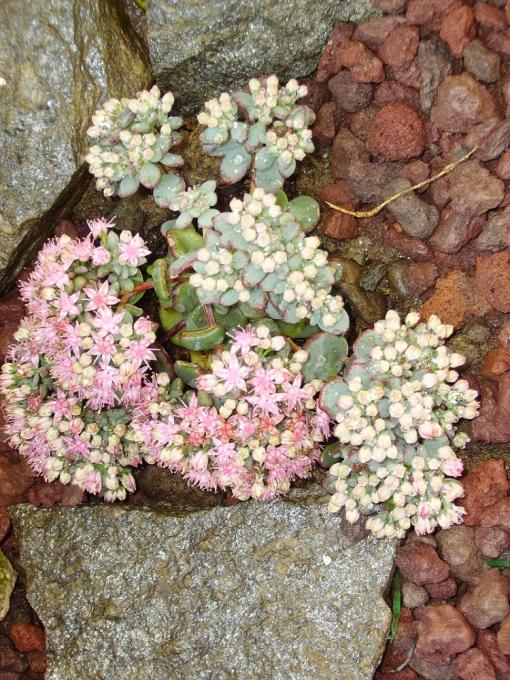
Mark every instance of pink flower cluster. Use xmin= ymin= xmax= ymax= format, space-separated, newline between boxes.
xmin=134 ymin=326 xmax=330 ymax=500
xmin=0 ymin=218 xmax=160 ymax=500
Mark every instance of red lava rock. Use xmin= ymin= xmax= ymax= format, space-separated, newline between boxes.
xmin=471 ymin=374 xmax=510 ymax=443
xmin=346 ymin=158 xmax=398 ymax=202
xmin=388 ymin=57 xmax=422 ymax=89
xmin=9 ymin=624 xmax=45 ymax=654
xmin=0 ymin=455 xmax=34 ymax=506
xmin=320 ymin=181 xmax=358 ymax=240
xmin=0 ymin=638 xmax=27 ymax=674
xmin=429 ymin=209 xmax=484 ymax=254
xmin=321 ymin=211 xmax=358 ymax=239
xmin=338 ymin=40 xmax=386 ymax=83
xmin=496 ymin=148 xmax=510 ymax=178
xmin=27 ymin=651 xmax=47 ymax=675
xmin=420 ymin=270 xmax=491 ymax=328
xmin=373 ymin=0 xmax=407 ymax=12
xmin=316 ymin=22 xmax=355 ymax=82
xmin=500 ymin=320 xmax=510 ymax=348
xmin=496 ymin=613 xmax=510 ymax=653
xmin=485 ymin=30 xmax=510 ymax=59
xmin=320 ymin=180 xmax=358 ymax=209
xmin=477 ymin=629 xmax=510 ymax=679
xmin=414 ymin=604 xmax=475 ymax=665
xmin=396 ymin=541 xmax=450 ymax=586
xmin=353 ymin=15 xmax=405 ymax=51
xmin=398 ymin=159 xmax=429 ymax=187
xmin=367 ymin=103 xmax=425 ymax=160
xmin=475 ymin=1 xmax=508 ymax=29
xmin=374 ymin=81 xmax=421 ymax=109
xmin=328 ymin=70 xmax=374 ymax=112
xmin=481 ymin=347 xmax=510 ymax=376
xmin=488 ymin=210 xmax=510 ymax=251
xmin=402 ymin=580 xmax=430 ymax=608
xmin=480 ymin=495 xmax=510 ymax=530
xmin=61 ymin=483 xmax=86 ymax=506
xmin=423 ymin=576 xmax=458 ymax=600
xmin=448 ymin=160 xmax=504 ymax=216
xmin=464 ymin=39 xmax=502 ymax=83
xmin=403 ymin=262 xmax=439 ymax=295
xmin=312 ymin=101 xmax=337 ymax=148
xmin=379 ymin=25 xmax=420 ymax=71
xmin=300 ymin=80 xmax=331 ymax=113
xmin=436 ymin=526 xmax=487 ymax=583
xmin=475 ymin=526 xmax=510 ymax=557
xmin=418 ymin=37 xmax=453 ymax=113
xmin=466 ymin=119 xmax=510 ymax=162
xmin=431 ymin=73 xmax=497 ymax=133
xmin=347 ymin=106 xmax=379 ymax=141
xmin=475 ymin=249 xmax=510 ymax=312
xmin=406 ymin=0 xmax=464 ymax=30
xmin=459 ymin=569 xmax=510 ymax=629
xmin=456 ymin=648 xmax=496 ymax=680
xmin=383 ymin=224 xmax=433 ymax=261
xmin=330 ymin=128 xmax=368 ymax=180
xmin=27 ymin=482 xmax=66 ymax=508
xmin=461 ymin=460 xmax=510 ymax=526
xmin=440 ymin=5 xmax=477 ymax=58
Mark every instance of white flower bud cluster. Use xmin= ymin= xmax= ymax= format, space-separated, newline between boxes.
xmin=197 ymin=76 xmax=315 ymax=189
xmin=325 ymin=310 xmax=480 ymax=538
xmin=188 ymin=188 xmax=345 ymax=332
xmin=246 ymin=75 xmax=309 ymax=125
xmin=85 ymin=86 xmax=182 ymax=197
xmin=197 ymin=92 xmax=238 ymax=129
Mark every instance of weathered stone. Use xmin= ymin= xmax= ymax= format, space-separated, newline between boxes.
xmin=418 ymin=37 xmax=452 ymax=114
xmin=431 ymin=74 xmax=497 ymax=134
xmin=0 ymin=0 xmax=150 ymax=293
xmin=464 ymin=40 xmax=502 ymax=84
xmin=382 ymin=178 xmax=439 ymax=238
xmin=147 ymin=0 xmax=378 ymax=113
xmin=11 ymin=489 xmax=396 ymax=680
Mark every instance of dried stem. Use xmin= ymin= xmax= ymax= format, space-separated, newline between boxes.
xmin=326 ymin=146 xmax=478 ymax=219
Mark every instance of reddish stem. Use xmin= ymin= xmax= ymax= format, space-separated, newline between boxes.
xmin=158 ymin=319 xmax=187 ymax=345
xmin=119 ymin=281 xmax=154 ymax=306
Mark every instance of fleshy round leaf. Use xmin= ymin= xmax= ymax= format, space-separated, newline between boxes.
xmin=302 ymin=333 xmax=348 ymax=382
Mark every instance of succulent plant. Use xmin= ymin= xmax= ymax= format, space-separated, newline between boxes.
xmin=319 ymin=310 xmax=480 ymax=539
xmin=186 ymin=187 xmax=349 ymax=335
xmin=159 ymin=180 xmax=219 ymax=228
xmin=85 ymin=86 xmax=184 ymax=198
xmin=197 ymin=75 xmax=315 ymax=192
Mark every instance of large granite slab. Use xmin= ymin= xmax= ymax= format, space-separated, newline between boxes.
xmin=12 ymin=487 xmax=395 ymax=680
xmin=0 ymin=0 xmax=150 ymax=292
xmin=147 ymin=0 xmax=378 ymax=112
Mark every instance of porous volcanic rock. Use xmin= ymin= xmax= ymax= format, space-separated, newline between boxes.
xmin=11 ymin=488 xmax=396 ymax=680
xmin=367 ymin=104 xmax=426 ymax=161
xmin=0 ymin=0 xmax=150 ymax=293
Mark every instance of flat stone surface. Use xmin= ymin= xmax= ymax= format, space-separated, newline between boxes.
xmin=12 ymin=487 xmax=396 ymax=680
xmin=0 ymin=0 xmax=150 ymax=293
xmin=147 ymin=0 xmax=378 ymax=112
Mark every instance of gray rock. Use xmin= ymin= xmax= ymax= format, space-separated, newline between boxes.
xmin=382 ymin=179 xmax=439 ymax=238
xmin=147 ymin=0 xmax=378 ymax=113
xmin=0 ymin=0 xmax=150 ymax=293
xmin=12 ymin=487 xmax=396 ymax=680
xmin=418 ymin=37 xmax=452 ymax=114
